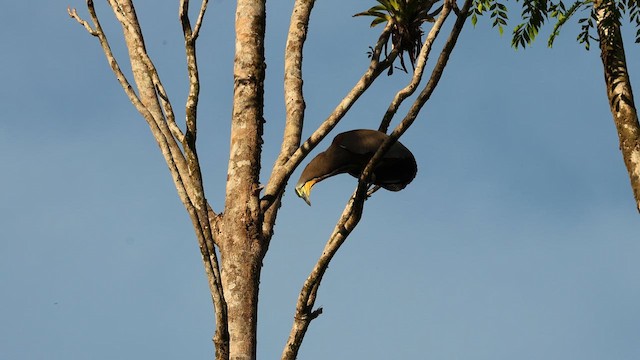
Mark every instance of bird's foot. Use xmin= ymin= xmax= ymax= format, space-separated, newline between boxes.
xmin=366 ymin=185 xmax=381 ymax=198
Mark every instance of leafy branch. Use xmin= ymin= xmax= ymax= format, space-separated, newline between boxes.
xmin=470 ymin=0 xmax=509 ymax=35
xmin=509 ymin=0 xmax=640 ymax=50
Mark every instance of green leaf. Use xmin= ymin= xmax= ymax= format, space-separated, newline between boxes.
xmin=371 ymin=17 xmax=389 ymax=27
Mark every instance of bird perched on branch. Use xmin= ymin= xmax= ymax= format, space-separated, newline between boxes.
xmin=295 ymin=129 xmax=417 ymax=205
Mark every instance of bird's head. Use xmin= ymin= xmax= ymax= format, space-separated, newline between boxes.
xmin=295 ymin=178 xmax=317 ymax=206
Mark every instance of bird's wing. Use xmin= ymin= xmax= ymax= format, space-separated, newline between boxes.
xmin=334 ymin=130 xmax=385 ymax=155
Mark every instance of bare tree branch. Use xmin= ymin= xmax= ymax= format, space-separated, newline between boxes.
xmin=179 ymin=0 xmax=202 ymax=150
xmin=261 ymin=23 xmax=397 ymax=214
xmin=69 ymin=2 xmax=148 ymax=125
xmin=282 ymin=1 xmax=472 ymax=357
xmin=103 ymin=0 xmax=196 ymax=232
xmin=281 ymin=0 xmax=316 ymax=161
xmin=370 ymin=0 xmax=471 ymax=177
xmin=281 ymin=181 xmax=367 ymax=360
xmin=76 ymin=1 xmax=189 ymax=200
xmin=366 ymin=3 xmax=465 ymax=186
xmin=156 ymin=84 xmax=187 ymax=142
xmin=192 ymin=0 xmax=209 ymax=40
xmin=178 ymin=1 xmax=229 ymax=356
xmin=73 ymin=0 xmax=472 ymax=357
xmin=108 ymin=0 xmax=188 ymax=149
xmin=378 ymin=0 xmax=452 ymax=133
xmin=70 ymin=2 xmax=228 ymax=356
xmin=261 ymin=0 xmax=316 ymax=239
xmin=68 ymin=6 xmax=98 ymax=36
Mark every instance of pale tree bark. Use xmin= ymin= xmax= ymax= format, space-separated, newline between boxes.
xmin=594 ymin=0 xmax=640 ymax=211
xmin=69 ymin=1 xmax=230 ymax=357
xmin=217 ymin=0 xmax=267 ymax=359
xmin=69 ymin=0 xmax=470 ymax=359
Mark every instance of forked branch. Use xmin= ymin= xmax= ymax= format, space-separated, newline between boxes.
xmin=68 ymin=6 xmax=98 ymax=35
xmin=69 ymin=1 xmax=228 ymax=356
xmin=261 ymin=22 xmax=398 ymax=218
xmin=261 ymin=0 xmax=316 ymax=240
xmin=370 ymin=0 xmax=472 ymax=181
xmin=178 ymin=1 xmax=229 ymax=357
xmin=282 ymin=1 xmax=472 ymax=358
xmin=378 ymin=0 xmax=452 ymax=133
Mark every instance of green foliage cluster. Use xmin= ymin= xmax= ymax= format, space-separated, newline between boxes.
xmin=470 ymin=0 xmax=509 ymax=34
xmin=355 ymin=0 xmax=440 ymax=72
xmin=355 ymin=0 xmax=640 ymax=61
xmin=471 ymin=0 xmax=640 ymax=49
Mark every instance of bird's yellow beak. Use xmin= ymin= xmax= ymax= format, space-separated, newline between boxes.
xmin=295 ymin=180 xmax=316 ymax=206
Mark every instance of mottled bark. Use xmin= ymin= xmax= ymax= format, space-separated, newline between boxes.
xmin=261 ymin=0 xmax=315 ymax=240
xmin=595 ymin=0 xmax=640 ymax=211
xmin=70 ymin=1 xmax=229 ymax=358
xmin=219 ymin=0 xmax=267 ymax=359
xmin=280 ymin=0 xmax=314 ymax=165
xmin=179 ymin=1 xmax=230 ymax=357
xmin=69 ymin=0 xmax=468 ymax=359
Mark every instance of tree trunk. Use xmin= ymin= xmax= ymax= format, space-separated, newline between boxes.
xmin=219 ymin=0 xmax=267 ymax=359
xmin=595 ymin=0 xmax=640 ymax=211
xmin=70 ymin=1 xmax=465 ymax=359
xmin=219 ymin=244 xmax=262 ymax=360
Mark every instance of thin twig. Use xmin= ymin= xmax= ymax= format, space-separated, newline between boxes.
xmin=80 ymin=1 xmax=151 ymax=127
xmin=179 ymin=0 xmax=200 ymax=142
xmin=103 ymin=0 xmax=192 ymax=214
xmin=97 ymin=0 xmax=216 ymax=287
xmin=108 ymin=0 xmax=187 ymax=146
xmin=178 ymin=2 xmax=228 ymax=355
xmin=71 ymin=2 xmax=227 ymax=356
xmin=193 ymin=0 xmax=209 ymax=40
xmin=156 ymin=84 xmax=186 ymax=142
xmin=68 ymin=6 xmax=98 ymax=36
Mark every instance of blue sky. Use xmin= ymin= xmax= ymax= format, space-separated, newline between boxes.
xmin=1 ymin=1 xmax=639 ymax=359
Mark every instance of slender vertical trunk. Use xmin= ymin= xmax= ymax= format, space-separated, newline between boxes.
xmin=219 ymin=0 xmax=267 ymax=359
xmin=595 ymin=0 xmax=640 ymax=211
xmin=219 ymin=245 xmax=262 ymax=360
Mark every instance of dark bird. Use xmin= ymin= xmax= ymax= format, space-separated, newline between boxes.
xmin=295 ymin=129 xmax=417 ymax=205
